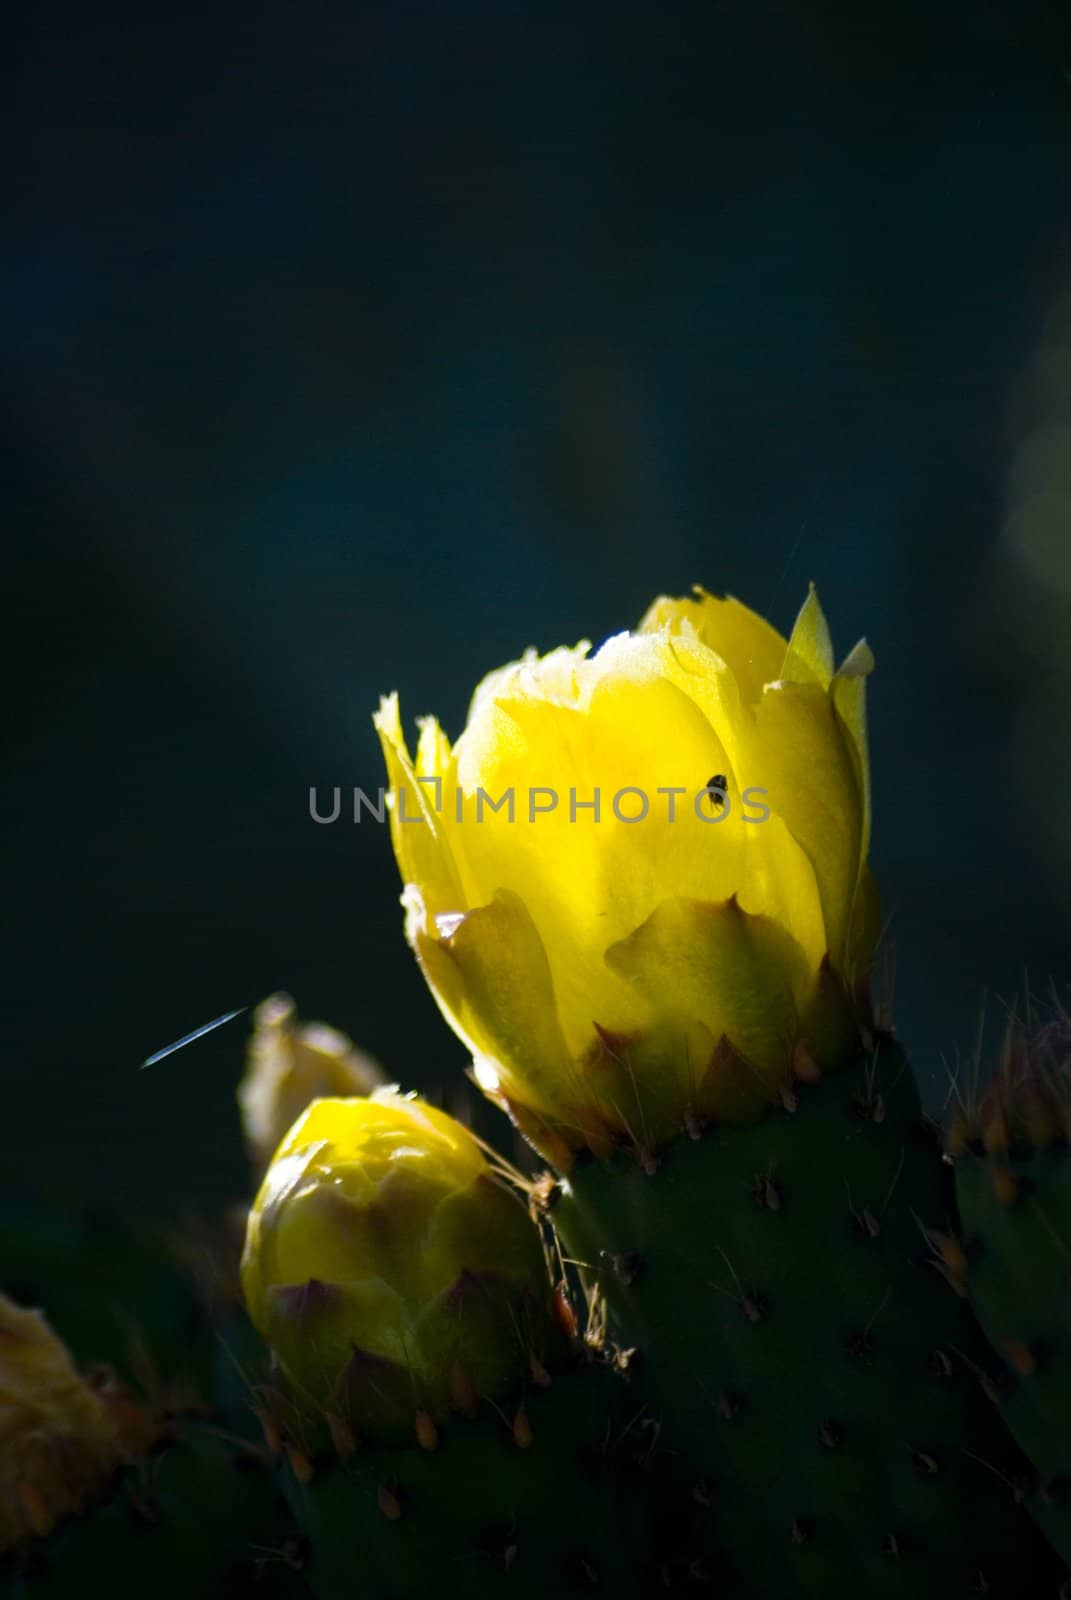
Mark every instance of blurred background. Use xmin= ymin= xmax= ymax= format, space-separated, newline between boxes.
xmin=6 ymin=2 xmax=1071 ymax=1217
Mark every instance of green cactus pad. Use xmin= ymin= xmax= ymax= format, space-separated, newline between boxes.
xmin=279 ymin=1357 xmax=705 ymax=1600
xmin=553 ymin=1038 xmax=1057 ymax=1596
xmin=0 ymin=1198 xmax=206 ymax=1397
xmin=3 ymin=1421 xmax=303 ymax=1599
xmin=956 ymin=1140 xmax=1071 ymax=1567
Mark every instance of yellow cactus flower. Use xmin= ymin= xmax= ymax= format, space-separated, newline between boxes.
xmin=375 ymin=586 xmax=879 ymax=1166
xmin=240 ymin=1091 xmax=560 ymax=1440
xmin=0 ymin=1296 xmax=126 ymax=1551
xmin=238 ymin=992 xmax=384 ymax=1175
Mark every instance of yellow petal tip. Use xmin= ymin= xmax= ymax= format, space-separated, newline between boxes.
xmin=837 ymin=638 xmax=875 ymax=679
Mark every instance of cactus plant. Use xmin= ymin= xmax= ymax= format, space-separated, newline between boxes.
xmin=374 ymin=584 xmax=1064 ymax=1593
xmin=272 ymin=1353 xmax=672 ymax=1600
xmin=13 ymin=579 xmax=1071 ymax=1594
xmin=553 ymin=1034 xmax=1052 ymax=1595
xmin=240 ymin=1090 xmax=701 ymax=1597
xmin=952 ymin=1013 xmax=1071 ymax=1568
xmin=373 ymin=584 xmax=879 ymax=1169
xmin=240 ymin=1091 xmax=568 ymax=1436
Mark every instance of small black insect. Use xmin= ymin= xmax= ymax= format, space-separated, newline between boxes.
xmin=703 ymin=774 xmax=728 ymax=814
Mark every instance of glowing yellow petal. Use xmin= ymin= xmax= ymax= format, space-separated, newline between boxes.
xmin=749 ymin=680 xmax=863 ymax=968
xmin=467 ymin=641 xmax=592 ymax=722
xmin=373 ymin=693 xmax=466 ymax=925
xmin=738 ymin=811 xmax=826 ymax=973
xmin=639 ymin=588 xmax=787 ymax=703
xmin=275 ymin=1090 xmax=484 ymax=1182
xmin=595 ymin=622 xmax=744 ymax=769
xmin=782 ymin=583 xmax=834 ymax=687
xmin=832 ymin=637 xmax=874 ymax=868
xmin=413 ymin=889 xmax=586 ymax=1124
xmin=377 ymin=585 xmax=878 ymax=1156
xmin=452 ymin=647 xmax=745 ymax=1046
xmin=606 ymin=894 xmax=809 ymax=1086
xmin=415 ymin=714 xmax=453 ymax=781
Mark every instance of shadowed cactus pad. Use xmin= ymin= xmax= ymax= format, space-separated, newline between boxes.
xmin=7 ymin=1419 xmax=300 ymax=1599
xmin=273 ymin=1357 xmax=679 ymax=1600
xmin=952 ymin=1017 xmax=1071 ymax=1567
xmin=0 ymin=1197 xmax=208 ymax=1403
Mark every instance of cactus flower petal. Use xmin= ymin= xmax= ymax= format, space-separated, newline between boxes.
xmin=238 ymin=993 xmax=383 ymax=1176
xmin=377 ymin=586 xmax=876 ymax=1164
xmin=606 ymin=894 xmax=811 ymax=1088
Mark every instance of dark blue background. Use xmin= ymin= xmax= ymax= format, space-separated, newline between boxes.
xmin=6 ymin=2 xmax=1071 ymax=1215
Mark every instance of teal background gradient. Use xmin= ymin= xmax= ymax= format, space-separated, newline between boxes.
xmin=5 ymin=3 xmax=1071 ymax=1214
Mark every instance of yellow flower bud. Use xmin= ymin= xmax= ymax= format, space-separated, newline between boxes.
xmin=375 ymin=586 xmax=878 ymax=1162
xmin=238 ymin=993 xmax=384 ymax=1175
xmin=0 ymin=1296 xmax=126 ymax=1551
xmin=240 ymin=1092 xmax=560 ymax=1439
